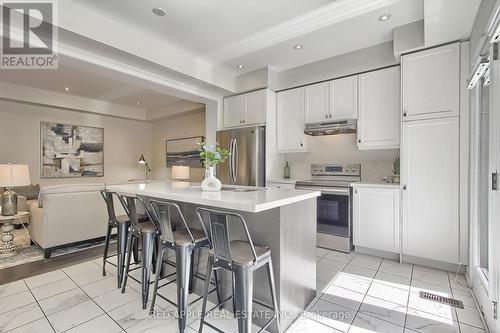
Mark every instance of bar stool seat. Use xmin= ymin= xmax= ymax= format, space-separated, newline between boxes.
xmin=115 ymin=214 xmax=148 ymax=225
xmin=172 ymin=229 xmax=207 ymax=246
xmin=208 ymin=240 xmax=271 ymax=267
xmin=138 ymin=221 xmax=157 ymax=233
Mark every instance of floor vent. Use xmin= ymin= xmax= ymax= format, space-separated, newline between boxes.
xmin=419 ymin=291 xmax=464 ymax=309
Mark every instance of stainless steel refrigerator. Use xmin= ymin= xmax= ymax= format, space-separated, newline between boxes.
xmin=216 ymin=126 xmax=265 ymax=187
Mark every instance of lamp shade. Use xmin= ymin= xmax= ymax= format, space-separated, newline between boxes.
xmin=171 ymin=165 xmax=190 ymax=180
xmin=0 ymin=164 xmax=31 ymax=187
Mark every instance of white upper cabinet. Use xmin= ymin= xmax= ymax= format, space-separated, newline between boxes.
xmin=223 ymin=89 xmax=266 ymax=128
xmin=401 ymin=117 xmax=459 ymax=264
xmin=357 ymin=67 xmax=401 ymax=150
xmin=224 ymin=94 xmax=246 ymax=128
xmin=402 ymin=42 xmax=460 ymax=120
xmin=305 ymin=82 xmax=330 ymax=124
xmin=330 ymin=76 xmax=358 ymax=121
xmin=277 ymin=88 xmax=307 ymax=152
xmin=244 ymin=90 xmax=266 ymax=124
xmin=353 ymin=185 xmax=400 ymax=253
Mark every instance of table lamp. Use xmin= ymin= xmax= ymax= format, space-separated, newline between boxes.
xmin=171 ymin=165 xmax=190 ymax=181
xmin=0 ymin=164 xmax=31 ymax=216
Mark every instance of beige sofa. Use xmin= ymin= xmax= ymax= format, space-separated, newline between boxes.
xmin=29 ymin=183 xmax=109 ymax=258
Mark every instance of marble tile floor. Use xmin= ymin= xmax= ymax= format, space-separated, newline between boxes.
xmin=0 ymin=248 xmax=486 ymax=333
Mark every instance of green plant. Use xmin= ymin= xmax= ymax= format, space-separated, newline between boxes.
xmin=393 ymin=157 xmax=400 ymax=175
xmin=198 ymin=142 xmax=230 ymax=167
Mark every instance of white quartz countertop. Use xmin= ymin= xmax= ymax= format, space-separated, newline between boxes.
xmin=266 ymin=178 xmax=304 ymax=184
xmin=106 ymin=181 xmax=320 ymax=213
xmin=352 ymin=182 xmax=401 ymax=189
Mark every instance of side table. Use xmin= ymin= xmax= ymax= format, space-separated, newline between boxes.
xmin=0 ymin=211 xmax=30 ymax=256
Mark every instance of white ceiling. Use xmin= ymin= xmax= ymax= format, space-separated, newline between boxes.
xmin=80 ymin=0 xmax=334 ymax=55
xmin=74 ymin=0 xmax=425 ymax=75
xmin=0 ymin=57 xmax=202 ymax=115
xmin=226 ymin=0 xmax=424 ymax=72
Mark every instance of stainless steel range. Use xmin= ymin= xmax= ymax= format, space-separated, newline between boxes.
xmin=296 ymin=164 xmax=361 ymax=252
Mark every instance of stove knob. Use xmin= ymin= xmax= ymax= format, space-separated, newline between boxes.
xmin=351 ymin=167 xmax=357 ymax=173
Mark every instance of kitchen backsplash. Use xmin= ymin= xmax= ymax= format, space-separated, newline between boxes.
xmin=283 ymin=133 xmax=399 ymax=181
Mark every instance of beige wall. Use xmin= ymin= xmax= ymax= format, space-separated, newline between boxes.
xmin=0 ymin=100 xmax=152 ymax=185
xmin=283 ymin=134 xmax=399 ymax=182
xmin=151 ymin=109 xmax=206 ymax=182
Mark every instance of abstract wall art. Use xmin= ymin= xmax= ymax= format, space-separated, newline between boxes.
xmin=166 ymin=136 xmax=204 ymax=167
xmin=41 ymin=122 xmax=104 ymax=178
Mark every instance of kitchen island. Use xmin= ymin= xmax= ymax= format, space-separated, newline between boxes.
xmin=106 ymin=181 xmax=320 ymax=332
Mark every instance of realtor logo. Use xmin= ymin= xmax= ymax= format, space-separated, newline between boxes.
xmin=1 ymin=0 xmax=58 ymax=69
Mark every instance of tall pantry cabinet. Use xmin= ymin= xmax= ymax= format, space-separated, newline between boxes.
xmin=401 ymin=42 xmax=463 ymax=265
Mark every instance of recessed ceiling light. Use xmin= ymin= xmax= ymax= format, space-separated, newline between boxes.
xmin=293 ymin=44 xmax=303 ymax=50
xmin=236 ymin=64 xmax=245 ymax=70
xmin=378 ymin=14 xmax=391 ymax=22
xmin=152 ymin=7 xmax=166 ymax=16
xmin=64 ymin=86 xmax=70 ymax=91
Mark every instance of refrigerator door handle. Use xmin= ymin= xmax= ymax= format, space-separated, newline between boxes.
xmin=233 ymin=138 xmax=239 ymax=183
xmin=229 ymin=138 xmax=235 ymax=184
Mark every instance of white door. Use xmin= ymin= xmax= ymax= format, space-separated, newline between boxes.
xmin=353 ymin=186 xmax=400 ymax=253
xmin=224 ymin=94 xmax=245 ymax=127
xmin=402 ymin=117 xmax=459 ymax=263
xmin=358 ymin=67 xmax=400 ymax=150
xmin=277 ymin=88 xmax=306 ymax=151
xmin=245 ymin=90 xmax=266 ymax=125
xmin=402 ymin=42 xmax=460 ymax=120
xmin=305 ymin=82 xmax=330 ymax=124
xmin=330 ymin=76 xmax=358 ymax=120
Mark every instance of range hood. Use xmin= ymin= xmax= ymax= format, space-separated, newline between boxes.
xmin=304 ymin=119 xmax=357 ymax=136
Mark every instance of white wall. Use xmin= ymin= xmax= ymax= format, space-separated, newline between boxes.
xmin=282 ymin=134 xmax=399 ymax=181
xmin=0 ymin=100 xmax=151 ymax=185
xmin=151 ymin=109 xmax=206 ymax=182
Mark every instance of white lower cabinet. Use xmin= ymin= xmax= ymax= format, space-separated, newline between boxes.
xmin=353 ymin=185 xmax=400 ymax=253
xmin=401 ymin=116 xmax=459 ymax=263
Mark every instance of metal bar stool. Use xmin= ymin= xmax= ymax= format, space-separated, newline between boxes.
xmin=100 ymin=190 xmax=147 ymax=287
xmin=197 ymin=207 xmax=280 ymax=333
xmin=147 ymin=198 xmax=222 ymax=333
xmin=119 ymin=194 xmax=159 ymax=309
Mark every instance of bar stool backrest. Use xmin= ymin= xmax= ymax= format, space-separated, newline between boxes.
xmin=196 ymin=207 xmax=258 ymax=266
xmin=118 ymin=194 xmax=145 ymax=232
xmin=100 ymin=191 xmax=118 ymax=223
xmin=147 ymin=199 xmax=194 ymax=245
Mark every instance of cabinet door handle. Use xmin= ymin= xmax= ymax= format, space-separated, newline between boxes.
xmin=300 ymin=143 xmax=303 ymax=147
xmin=358 ymin=139 xmax=361 ymax=143
xmin=403 ymin=111 xmax=407 ymax=117
xmin=403 ymin=185 xmax=407 ymax=190
xmin=329 ymin=114 xmax=332 ymax=118
xmin=325 ymin=115 xmax=328 ymax=118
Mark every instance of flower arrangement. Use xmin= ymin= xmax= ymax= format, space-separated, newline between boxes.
xmin=198 ymin=142 xmax=230 ymax=167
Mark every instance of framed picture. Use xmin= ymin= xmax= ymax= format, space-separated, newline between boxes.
xmin=166 ymin=136 xmax=204 ymax=167
xmin=40 ymin=122 xmax=104 ymax=178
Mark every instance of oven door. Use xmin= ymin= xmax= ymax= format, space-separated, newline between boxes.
xmin=296 ymin=186 xmax=352 ymax=237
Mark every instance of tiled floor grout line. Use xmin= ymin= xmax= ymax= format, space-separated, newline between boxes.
xmin=402 ymin=261 xmax=414 ymax=331
xmin=60 ymin=268 xmax=128 ymax=333
xmin=22 ymin=279 xmax=57 ymax=333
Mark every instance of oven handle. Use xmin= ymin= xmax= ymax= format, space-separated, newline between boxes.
xmin=295 ymin=186 xmax=350 ymax=196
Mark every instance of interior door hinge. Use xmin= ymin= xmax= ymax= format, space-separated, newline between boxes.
xmin=493 ymin=172 xmax=498 ymax=191
xmin=494 ymin=43 xmax=499 ymax=61
xmin=493 ymin=301 xmax=498 ymax=319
